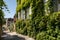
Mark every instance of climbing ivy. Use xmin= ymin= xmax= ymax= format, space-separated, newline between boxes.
xmin=16 ymin=0 xmax=60 ymax=40
xmin=16 ymin=0 xmax=31 ymax=12
xmin=48 ymin=0 xmax=54 ymax=13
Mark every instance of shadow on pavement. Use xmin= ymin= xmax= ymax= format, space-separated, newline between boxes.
xmin=2 ymin=34 xmax=25 ymax=40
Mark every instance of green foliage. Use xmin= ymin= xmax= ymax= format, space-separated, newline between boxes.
xmin=0 ymin=0 xmax=9 ymax=11
xmin=0 ymin=0 xmax=9 ymax=24
xmin=8 ymin=23 xmax=14 ymax=32
xmin=16 ymin=19 xmax=31 ymax=35
xmin=0 ymin=9 xmax=4 ymax=24
xmin=36 ymin=12 xmax=60 ymax=40
xmin=0 ymin=0 xmax=9 ymax=39
xmin=16 ymin=12 xmax=60 ymax=40
xmin=31 ymin=0 xmax=44 ymax=20
xmin=0 ymin=0 xmax=6 ymax=8
xmin=16 ymin=0 xmax=31 ymax=12
xmin=48 ymin=0 xmax=54 ymax=13
xmin=16 ymin=0 xmax=60 ymax=40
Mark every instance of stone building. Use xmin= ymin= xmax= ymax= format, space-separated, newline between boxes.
xmin=6 ymin=18 xmax=14 ymax=27
xmin=16 ymin=0 xmax=32 ymax=20
xmin=16 ymin=0 xmax=60 ymax=20
xmin=2 ymin=18 xmax=14 ymax=31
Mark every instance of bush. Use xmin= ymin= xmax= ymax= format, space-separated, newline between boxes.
xmin=36 ymin=12 xmax=60 ymax=40
xmin=16 ymin=12 xmax=60 ymax=40
xmin=16 ymin=19 xmax=32 ymax=35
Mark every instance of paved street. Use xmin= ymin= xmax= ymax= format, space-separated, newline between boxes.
xmin=2 ymin=31 xmax=34 ymax=40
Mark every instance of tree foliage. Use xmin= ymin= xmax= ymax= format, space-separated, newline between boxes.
xmin=0 ymin=0 xmax=8 ymax=39
xmin=0 ymin=9 xmax=4 ymax=24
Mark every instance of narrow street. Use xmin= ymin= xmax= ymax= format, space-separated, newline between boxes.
xmin=2 ymin=31 xmax=34 ymax=40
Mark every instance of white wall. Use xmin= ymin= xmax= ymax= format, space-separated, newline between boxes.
xmin=58 ymin=4 xmax=60 ymax=11
xmin=18 ymin=12 xmax=20 ymax=19
xmin=18 ymin=7 xmax=32 ymax=20
xmin=21 ymin=10 xmax=25 ymax=19
xmin=27 ymin=7 xmax=32 ymax=19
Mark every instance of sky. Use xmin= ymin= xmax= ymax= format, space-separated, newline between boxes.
xmin=4 ymin=0 xmax=16 ymax=18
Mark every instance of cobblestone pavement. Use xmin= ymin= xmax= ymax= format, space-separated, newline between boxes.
xmin=2 ymin=31 xmax=34 ymax=40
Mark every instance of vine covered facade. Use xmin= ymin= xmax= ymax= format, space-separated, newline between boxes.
xmin=15 ymin=0 xmax=60 ymax=40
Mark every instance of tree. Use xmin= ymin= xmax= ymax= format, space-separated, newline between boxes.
xmin=0 ymin=9 xmax=4 ymax=40
xmin=0 ymin=0 xmax=8 ymax=40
